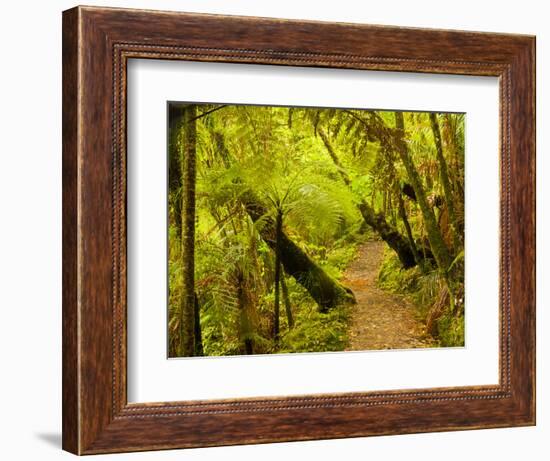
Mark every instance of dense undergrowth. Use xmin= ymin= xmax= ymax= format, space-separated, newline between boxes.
xmin=378 ymin=249 xmax=465 ymax=347
xmin=170 ymin=220 xmax=366 ymax=357
xmin=168 ymin=103 xmax=465 ymax=357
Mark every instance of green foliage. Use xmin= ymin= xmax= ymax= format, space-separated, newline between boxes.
xmin=278 ymin=303 xmax=351 ymax=353
xmin=377 ymin=250 xmax=465 ymax=347
xmin=436 ymin=313 xmax=465 ymax=347
xmin=378 ymin=249 xmax=421 ymax=293
xmin=168 ymin=104 xmax=465 ymax=356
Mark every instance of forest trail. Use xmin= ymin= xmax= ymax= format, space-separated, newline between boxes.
xmin=343 ymin=241 xmax=434 ymax=351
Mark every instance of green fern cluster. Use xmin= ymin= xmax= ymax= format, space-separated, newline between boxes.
xmin=168 ymin=103 xmax=465 ymax=356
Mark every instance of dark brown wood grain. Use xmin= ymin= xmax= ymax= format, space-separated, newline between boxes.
xmin=62 ymin=6 xmax=79 ymax=455
xmin=62 ymin=5 xmax=536 ymax=455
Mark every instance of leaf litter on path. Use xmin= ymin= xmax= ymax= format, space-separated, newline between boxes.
xmin=342 ymin=240 xmax=435 ymax=351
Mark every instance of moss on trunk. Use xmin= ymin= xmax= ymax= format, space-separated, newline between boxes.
xmin=242 ymin=192 xmax=355 ymax=311
xmin=319 ymin=128 xmax=419 ymax=269
xmin=178 ymin=104 xmax=197 ymax=357
xmin=394 ymin=112 xmax=451 ymax=272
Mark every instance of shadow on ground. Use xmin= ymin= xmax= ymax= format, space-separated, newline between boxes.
xmin=36 ymin=432 xmax=62 ymax=448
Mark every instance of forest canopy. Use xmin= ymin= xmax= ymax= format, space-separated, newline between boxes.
xmin=168 ymin=103 xmax=465 ymax=358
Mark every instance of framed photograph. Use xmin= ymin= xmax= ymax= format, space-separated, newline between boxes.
xmin=62 ymin=5 xmax=535 ymax=455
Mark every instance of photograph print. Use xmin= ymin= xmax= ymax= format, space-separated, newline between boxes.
xmin=167 ymin=103 xmax=465 ymax=358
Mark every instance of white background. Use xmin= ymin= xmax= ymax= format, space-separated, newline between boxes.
xmin=127 ymin=60 xmax=499 ymax=402
xmin=0 ymin=0 xmax=546 ymax=460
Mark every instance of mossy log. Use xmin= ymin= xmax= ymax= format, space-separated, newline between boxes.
xmin=357 ymin=202 xmax=418 ymax=269
xmin=242 ymin=193 xmax=356 ymax=311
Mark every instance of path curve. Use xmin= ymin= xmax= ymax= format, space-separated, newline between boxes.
xmin=343 ymin=240 xmax=434 ymax=351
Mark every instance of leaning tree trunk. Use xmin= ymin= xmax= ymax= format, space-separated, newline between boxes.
xmin=318 ymin=128 xmax=418 ymax=269
xmin=241 ymin=192 xmax=355 ymax=312
xmin=178 ymin=104 xmax=197 ymax=357
xmin=394 ymin=112 xmax=451 ymax=273
xmin=356 ymin=202 xmax=418 ymax=269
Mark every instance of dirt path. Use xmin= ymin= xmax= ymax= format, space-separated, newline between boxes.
xmin=342 ymin=240 xmax=434 ymax=351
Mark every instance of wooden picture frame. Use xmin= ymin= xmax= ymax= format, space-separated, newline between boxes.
xmin=62 ymin=5 xmax=535 ymax=455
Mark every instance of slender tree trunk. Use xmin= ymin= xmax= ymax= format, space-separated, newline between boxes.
xmin=193 ymin=293 xmax=204 ymax=356
xmin=388 ymin=192 xmax=396 ymax=226
xmin=244 ymin=339 xmax=254 ymax=355
xmin=429 ymin=113 xmax=461 ymax=252
xmin=394 ymin=112 xmax=451 ymax=272
xmin=281 ymin=271 xmax=294 ymax=328
xmin=235 ymin=271 xmax=254 ymax=355
xmin=273 ymin=210 xmax=282 ymax=339
xmin=242 ymin=191 xmax=355 ymax=311
xmin=396 ymin=189 xmax=424 ymax=270
xmin=318 ymin=129 xmax=351 ymax=186
xmin=443 ymin=113 xmax=464 ymax=192
xmin=169 ymin=106 xmax=185 ymax=239
xmin=178 ymin=104 xmax=197 ymax=357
